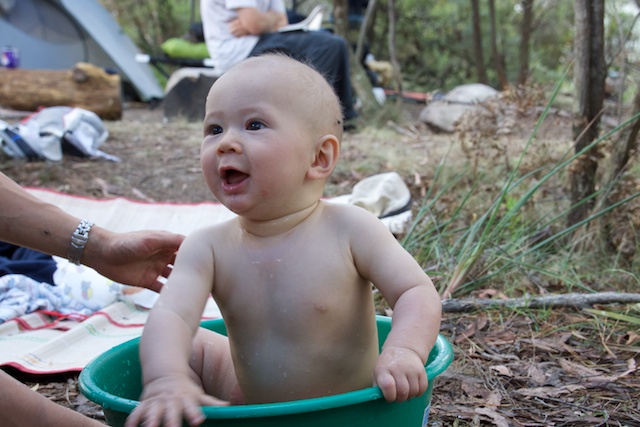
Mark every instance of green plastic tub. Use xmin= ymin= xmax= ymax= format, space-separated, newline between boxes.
xmin=79 ymin=316 xmax=453 ymax=427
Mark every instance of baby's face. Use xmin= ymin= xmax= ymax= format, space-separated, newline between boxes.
xmin=201 ymin=59 xmax=320 ymax=218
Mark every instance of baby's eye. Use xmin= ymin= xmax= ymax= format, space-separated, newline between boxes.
xmin=207 ymin=124 xmax=223 ymax=135
xmin=246 ymin=120 xmax=266 ymax=131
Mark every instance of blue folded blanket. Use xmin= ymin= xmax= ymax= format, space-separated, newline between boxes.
xmin=0 ymin=242 xmax=56 ymax=285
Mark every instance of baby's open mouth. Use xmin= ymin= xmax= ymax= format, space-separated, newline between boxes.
xmin=223 ymin=169 xmax=249 ymax=185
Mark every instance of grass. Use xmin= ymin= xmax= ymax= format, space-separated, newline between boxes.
xmin=401 ymin=73 xmax=640 ymax=300
xmin=397 ymin=85 xmax=640 ymax=423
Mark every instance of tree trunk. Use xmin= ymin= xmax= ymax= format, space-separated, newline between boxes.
xmin=333 ymin=0 xmax=350 ymax=39
xmin=595 ymin=82 xmax=640 ymax=250
xmin=517 ymin=0 xmax=534 ymax=85
xmin=387 ymin=0 xmax=403 ymax=103
xmin=569 ymin=0 xmax=605 ymax=227
xmin=471 ymin=0 xmax=488 ymax=84
xmin=355 ymin=0 xmax=378 ymax=65
xmin=606 ymin=87 xmax=640 ymax=183
xmin=333 ymin=0 xmax=378 ymax=116
xmin=487 ymin=0 xmax=508 ymax=89
xmin=0 ymin=63 xmax=122 ymax=120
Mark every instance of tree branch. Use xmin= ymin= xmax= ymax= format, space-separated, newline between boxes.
xmin=442 ymin=292 xmax=640 ymax=312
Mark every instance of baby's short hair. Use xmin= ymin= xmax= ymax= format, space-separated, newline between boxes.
xmin=247 ymin=53 xmax=344 ymax=135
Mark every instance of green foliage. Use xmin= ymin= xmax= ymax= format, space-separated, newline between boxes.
xmin=99 ymin=0 xmax=194 ymax=55
xmin=365 ymin=0 xmax=575 ymax=91
xmin=99 ymin=1 xmax=636 ymax=95
xmin=584 ymin=307 xmax=640 ymax=326
xmin=526 ymin=2 xmax=574 ymax=81
xmin=604 ymin=0 xmax=640 ymax=66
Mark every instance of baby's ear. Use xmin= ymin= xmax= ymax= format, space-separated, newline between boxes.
xmin=307 ymin=134 xmax=339 ymax=180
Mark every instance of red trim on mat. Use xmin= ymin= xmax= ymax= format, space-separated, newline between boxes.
xmin=5 ymin=311 xmax=49 ymax=330
xmin=12 ymin=310 xmax=88 ymax=331
xmin=89 ymin=309 xmax=147 ymax=328
xmin=2 ymin=361 xmax=83 ymax=374
xmin=25 ymin=187 xmax=225 ymax=208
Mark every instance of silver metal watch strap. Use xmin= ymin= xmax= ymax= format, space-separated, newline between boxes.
xmin=67 ymin=219 xmax=94 ymax=265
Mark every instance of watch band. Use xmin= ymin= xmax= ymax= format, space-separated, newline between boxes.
xmin=68 ymin=219 xmax=94 ymax=265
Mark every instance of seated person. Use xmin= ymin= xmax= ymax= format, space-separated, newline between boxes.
xmin=200 ymin=0 xmax=358 ymax=122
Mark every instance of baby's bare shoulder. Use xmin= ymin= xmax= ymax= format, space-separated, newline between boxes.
xmin=184 ymin=217 xmax=240 ymax=246
xmin=320 ymin=201 xmax=386 ymax=227
xmin=322 ymin=200 xmax=376 ymax=216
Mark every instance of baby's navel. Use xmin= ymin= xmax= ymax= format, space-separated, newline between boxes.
xmin=314 ymin=303 xmax=329 ymax=313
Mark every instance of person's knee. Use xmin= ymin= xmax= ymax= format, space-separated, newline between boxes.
xmin=192 ymin=328 xmax=230 ymax=369
xmin=191 ymin=328 xmax=237 ymax=399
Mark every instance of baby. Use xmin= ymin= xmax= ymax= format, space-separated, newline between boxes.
xmin=126 ymin=53 xmax=442 ymax=427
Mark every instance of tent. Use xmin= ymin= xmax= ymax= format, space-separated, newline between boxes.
xmin=0 ymin=0 xmax=163 ymax=102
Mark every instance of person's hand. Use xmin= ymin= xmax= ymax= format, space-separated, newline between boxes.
xmin=229 ymin=18 xmax=250 ymax=37
xmin=373 ymin=347 xmax=428 ymax=402
xmin=125 ymin=375 xmax=229 ymax=427
xmin=86 ymin=229 xmax=184 ymax=293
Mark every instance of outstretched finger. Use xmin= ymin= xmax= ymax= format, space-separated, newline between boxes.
xmin=126 ymin=403 xmax=161 ymax=427
xmin=124 ymin=405 xmax=145 ymax=427
xmin=182 ymin=398 xmax=206 ymax=427
xmin=181 ymin=395 xmax=230 ymax=426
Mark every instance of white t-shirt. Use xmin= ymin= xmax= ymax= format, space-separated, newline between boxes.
xmin=200 ymin=0 xmax=286 ymax=73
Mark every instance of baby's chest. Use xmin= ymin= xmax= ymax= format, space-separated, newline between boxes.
xmin=219 ymin=238 xmax=352 ymax=286
xmin=213 ymin=247 xmax=363 ymax=321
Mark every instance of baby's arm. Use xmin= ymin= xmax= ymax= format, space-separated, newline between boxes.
xmin=349 ymin=207 xmax=442 ymax=402
xmin=125 ymin=229 xmax=227 ymax=427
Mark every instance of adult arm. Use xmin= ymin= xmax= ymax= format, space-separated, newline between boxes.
xmin=229 ymin=7 xmax=288 ymax=36
xmin=0 ymin=370 xmax=103 ymax=427
xmin=0 ymin=172 xmax=184 ymax=292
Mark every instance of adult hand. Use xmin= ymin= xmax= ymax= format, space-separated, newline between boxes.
xmin=229 ymin=18 xmax=250 ymax=37
xmin=85 ymin=228 xmax=184 ymax=293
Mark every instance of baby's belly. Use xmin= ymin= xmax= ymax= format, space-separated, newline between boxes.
xmin=231 ymin=329 xmax=378 ymax=403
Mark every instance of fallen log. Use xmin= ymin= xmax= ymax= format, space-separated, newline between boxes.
xmin=442 ymin=292 xmax=640 ymax=313
xmin=0 ymin=62 xmax=122 ymax=120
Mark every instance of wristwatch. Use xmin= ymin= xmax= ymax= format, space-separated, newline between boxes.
xmin=68 ymin=219 xmax=94 ymax=265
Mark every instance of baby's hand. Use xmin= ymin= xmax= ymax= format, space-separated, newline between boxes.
xmin=125 ymin=375 xmax=229 ymax=427
xmin=373 ymin=347 xmax=428 ymax=402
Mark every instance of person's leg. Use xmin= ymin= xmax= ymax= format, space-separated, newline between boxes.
xmin=250 ymin=31 xmax=358 ymax=120
xmin=188 ymin=328 xmax=243 ymax=403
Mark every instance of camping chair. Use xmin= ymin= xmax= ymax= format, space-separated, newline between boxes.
xmin=135 ymin=54 xmax=215 ymax=79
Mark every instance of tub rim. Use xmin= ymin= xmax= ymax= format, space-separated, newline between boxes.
xmin=79 ymin=315 xmax=453 ymax=419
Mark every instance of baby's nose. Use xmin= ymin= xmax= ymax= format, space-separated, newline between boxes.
xmin=216 ymin=130 xmax=243 ymax=155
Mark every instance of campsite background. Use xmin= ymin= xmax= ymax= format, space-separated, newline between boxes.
xmin=1 ymin=0 xmax=640 ymax=425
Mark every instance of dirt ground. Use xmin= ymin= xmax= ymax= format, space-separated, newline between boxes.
xmin=2 ymin=101 xmax=639 ymax=426
xmin=0 ymin=101 xmax=453 ymax=204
